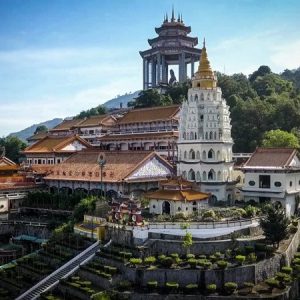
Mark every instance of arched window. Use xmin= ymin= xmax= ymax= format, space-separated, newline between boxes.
xmin=188 ymin=169 xmax=196 ymax=181
xmin=200 ymin=115 xmax=204 ymax=121
xmin=205 ymin=132 xmax=208 ymax=140
xmin=190 ymin=132 xmax=194 ymax=140
xmin=203 ymin=171 xmax=207 ymax=181
xmin=196 ymin=171 xmax=201 ymax=182
xmin=214 ymin=132 xmax=217 ymax=140
xmin=202 ymin=151 xmax=206 ymax=160
xmin=182 ymin=171 xmax=187 ymax=179
xmin=209 ymin=131 xmax=213 ymax=140
xmin=208 ymin=149 xmax=215 ymax=159
xmin=194 ymin=132 xmax=197 ymax=139
xmin=196 ymin=151 xmax=200 ymax=159
xmin=208 ymin=169 xmax=215 ymax=180
xmin=217 ymin=171 xmax=222 ymax=181
xmin=189 ymin=149 xmax=195 ymax=159
xmin=195 ymin=94 xmax=198 ymax=102
xmin=184 ymin=151 xmax=187 ymax=159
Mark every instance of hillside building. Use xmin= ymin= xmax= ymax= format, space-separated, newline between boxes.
xmin=177 ymin=41 xmax=235 ymax=202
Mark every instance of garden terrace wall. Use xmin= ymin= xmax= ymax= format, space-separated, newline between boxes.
xmin=58 ymin=282 xmax=91 ymax=300
xmin=282 ymin=223 xmax=300 ymax=265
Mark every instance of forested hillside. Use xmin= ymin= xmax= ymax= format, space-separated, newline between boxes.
xmin=130 ymin=66 xmax=300 ymax=153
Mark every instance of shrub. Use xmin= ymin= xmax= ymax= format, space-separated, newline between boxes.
xmin=203 ymin=261 xmax=212 ymax=269
xmin=292 ymin=258 xmax=300 ymax=265
xmin=160 ymin=256 xmax=173 ymax=268
xmin=186 ymin=254 xmax=195 ymax=259
xmin=294 ymin=252 xmax=300 ymax=259
xmin=202 ymin=210 xmax=217 ymax=221
xmin=198 ymin=254 xmax=206 ymax=259
xmin=243 ymin=282 xmax=254 ymax=288
xmin=188 ymin=258 xmax=198 ymax=269
xmin=290 ymin=225 xmax=298 ymax=234
xmin=214 ymin=252 xmax=222 ymax=258
xmin=118 ymin=280 xmax=132 ymax=291
xmin=120 ymin=251 xmax=132 ymax=260
xmin=235 ymin=255 xmax=246 ymax=265
xmin=158 ymin=254 xmax=166 ymax=263
xmin=206 ymin=283 xmax=217 ymax=294
xmin=185 ymin=283 xmax=198 ymax=293
xmin=209 ymin=255 xmax=218 ymax=263
xmin=166 ymin=281 xmax=179 ymax=292
xmin=244 ymin=246 xmax=255 ymax=254
xmin=292 ymin=220 xmax=298 ymax=227
xmin=170 ymin=253 xmax=179 ymax=259
xmin=217 ymin=260 xmax=228 ymax=269
xmin=247 ymin=252 xmax=257 ymax=263
xmin=104 ymin=266 xmax=117 ymax=275
xmin=244 ymin=205 xmax=258 ymax=218
xmin=129 ymin=258 xmax=142 ymax=266
xmin=144 ymin=256 xmax=156 ymax=265
xmin=265 ymin=278 xmax=280 ymax=289
xmin=281 ymin=266 xmax=293 ymax=274
xmin=147 ymin=280 xmax=158 ymax=289
xmin=224 ymin=282 xmax=237 ymax=295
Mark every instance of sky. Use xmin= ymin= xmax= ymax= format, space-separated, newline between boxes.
xmin=0 ymin=0 xmax=300 ymax=136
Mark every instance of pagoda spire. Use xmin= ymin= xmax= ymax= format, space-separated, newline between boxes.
xmin=192 ymin=39 xmax=217 ymax=89
xmin=180 ymin=13 xmax=183 ymax=23
xmin=171 ymin=6 xmax=175 ymax=22
xmin=177 ymin=13 xmax=180 ymax=22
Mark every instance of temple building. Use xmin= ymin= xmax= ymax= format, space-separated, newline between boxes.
xmin=177 ymin=41 xmax=235 ymax=203
xmin=146 ymin=178 xmax=210 ymax=216
xmin=240 ymin=148 xmax=300 ymax=217
xmin=140 ymin=9 xmax=201 ymax=89
xmin=44 ymin=150 xmax=174 ymax=198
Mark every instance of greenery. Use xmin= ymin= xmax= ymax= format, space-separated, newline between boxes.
xmin=235 ymin=255 xmax=246 ymax=265
xmin=262 ymin=129 xmax=299 ymax=148
xmin=206 ymin=283 xmax=217 ymax=293
xmin=224 ymin=282 xmax=238 ymax=295
xmin=75 ymin=104 xmax=106 ymax=119
xmin=260 ymin=205 xmax=290 ymax=248
xmin=34 ymin=125 xmax=48 ymax=135
xmin=217 ymin=260 xmax=228 ymax=269
xmin=0 ymin=135 xmax=26 ymax=162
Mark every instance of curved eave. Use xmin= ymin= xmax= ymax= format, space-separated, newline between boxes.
xmin=139 ymin=46 xmax=202 ymax=58
xmin=155 ymin=24 xmax=191 ymax=34
xmin=147 ymin=35 xmax=198 ymax=46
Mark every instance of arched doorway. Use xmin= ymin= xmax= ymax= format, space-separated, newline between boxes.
xmin=162 ymin=201 xmax=171 ymax=214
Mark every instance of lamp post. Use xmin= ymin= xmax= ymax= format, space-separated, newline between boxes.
xmin=98 ymin=154 xmax=106 ymax=201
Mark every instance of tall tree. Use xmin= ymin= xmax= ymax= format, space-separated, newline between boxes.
xmin=261 ymin=129 xmax=299 ymax=148
xmin=260 ymin=205 xmax=289 ymax=248
xmin=34 ymin=125 xmax=48 ymax=135
xmin=0 ymin=136 xmax=27 ymax=163
xmin=129 ymin=89 xmax=172 ymax=108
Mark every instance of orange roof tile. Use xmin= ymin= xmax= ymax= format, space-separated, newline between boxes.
xmin=50 ymin=118 xmax=84 ymax=132
xmin=27 ymin=131 xmax=48 ymax=142
xmin=44 ymin=150 xmax=173 ymax=183
xmin=74 ymin=115 xmax=116 ymax=128
xmin=23 ymin=135 xmax=91 ymax=153
xmin=117 ymin=105 xmax=180 ymax=124
xmin=145 ymin=189 xmax=210 ymax=201
xmin=0 ymin=156 xmax=16 ymax=167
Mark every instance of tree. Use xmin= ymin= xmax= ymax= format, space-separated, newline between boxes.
xmin=182 ymin=223 xmax=193 ymax=255
xmin=130 ymin=89 xmax=172 ymax=108
xmin=34 ymin=125 xmax=48 ymax=135
xmin=75 ymin=105 xmax=106 ymax=119
xmin=0 ymin=136 xmax=27 ymax=163
xmin=249 ymin=65 xmax=271 ymax=82
xmin=260 ymin=205 xmax=289 ymax=248
xmin=261 ymin=129 xmax=299 ymax=148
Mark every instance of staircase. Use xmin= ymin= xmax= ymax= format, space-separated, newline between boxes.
xmin=16 ymin=240 xmax=101 ymax=300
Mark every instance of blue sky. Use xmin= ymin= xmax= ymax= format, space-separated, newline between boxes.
xmin=0 ymin=0 xmax=300 ymax=136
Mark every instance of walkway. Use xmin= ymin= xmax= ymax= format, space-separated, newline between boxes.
xmin=15 ymin=240 xmax=101 ymax=300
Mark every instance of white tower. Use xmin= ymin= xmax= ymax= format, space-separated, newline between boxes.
xmin=177 ymin=40 xmax=235 ymax=203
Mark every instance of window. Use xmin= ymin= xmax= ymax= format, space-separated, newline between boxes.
xmin=259 ymin=175 xmax=270 ymax=188
xmin=188 ymin=169 xmax=196 ymax=181
xmin=274 ymin=181 xmax=282 ymax=187
xmin=208 ymin=149 xmax=215 ymax=159
xmin=189 ymin=149 xmax=195 ymax=159
xmin=178 ymin=207 xmax=181 ymax=211
xmin=152 ymin=205 xmax=156 ymax=209
xmin=290 ymin=181 xmax=293 ymax=187
xmin=249 ymin=181 xmax=255 ymax=186
xmin=202 ymin=151 xmax=206 ymax=160
xmin=208 ymin=169 xmax=215 ymax=180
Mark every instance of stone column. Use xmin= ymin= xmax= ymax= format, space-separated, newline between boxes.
xmin=151 ymin=57 xmax=156 ymax=87
xmin=157 ymin=53 xmax=161 ymax=84
xmin=143 ymin=58 xmax=146 ymax=90
xmin=182 ymin=52 xmax=186 ymax=81
xmin=179 ymin=52 xmax=186 ymax=82
xmin=161 ymin=55 xmax=166 ymax=84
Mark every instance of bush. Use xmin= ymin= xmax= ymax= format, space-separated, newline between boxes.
xmin=158 ymin=255 xmax=166 ymax=262
xmin=292 ymin=220 xmax=298 ymax=227
xmin=198 ymin=254 xmax=206 ymax=259
xmin=188 ymin=258 xmax=198 ymax=269
xmin=118 ymin=280 xmax=132 ymax=291
xmin=294 ymin=252 xmax=300 ymax=259
xmin=186 ymin=254 xmax=195 ymax=259
xmin=244 ymin=246 xmax=255 ymax=254
xmin=281 ymin=266 xmax=293 ymax=274
xmin=235 ymin=255 xmax=246 ymax=265
xmin=206 ymin=283 xmax=217 ymax=294
xmin=217 ymin=260 xmax=228 ymax=269
xmin=209 ymin=255 xmax=218 ymax=263
xmin=244 ymin=205 xmax=258 ymax=218
xmin=147 ymin=280 xmax=158 ymax=289
xmin=166 ymin=281 xmax=179 ymax=292
xmin=160 ymin=256 xmax=173 ymax=268
xmin=120 ymin=251 xmax=132 ymax=260
xmin=202 ymin=210 xmax=217 ymax=221
xmin=224 ymin=282 xmax=237 ymax=294
xmin=198 ymin=259 xmax=212 ymax=269
xmin=290 ymin=225 xmax=298 ymax=234
xmin=129 ymin=258 xmax=142 ymax=266
xmin=170 ymin=253 xmax=179 ymax=259
xmin=185 ymin=283 xmax=198 ymax=293
xmin=292 ymin=258 xmax=300 ymax=265
xmin=144 ymin=256 xmax=156 ymax=265
xmin=247 ymin=252 xmax=257 ymax=263
xmin=243 ymin=282 xmax=254 ymax=288
xmin=214 ymin=252 xmax=222 ymax=258
xmin=265 ymin=278 xmax=280 ymax=289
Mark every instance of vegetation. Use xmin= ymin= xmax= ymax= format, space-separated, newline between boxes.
xmin=75 ymin=104 xmax=106 ymax=119
xmin=0 ymin=135 xmax=26 ymax=163
xmin=260 ymin=205 xmax=290 ymax=248
xmin=34 ymin=125 xmax=48 ymax=135
xmin=262 ymin=129 xmax=299 ymax=148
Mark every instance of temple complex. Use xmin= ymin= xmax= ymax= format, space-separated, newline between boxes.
xmin=177 ymin=41 xmax=235 ymax=203
xmin=139 ymin=9 xmax=201 ymax=89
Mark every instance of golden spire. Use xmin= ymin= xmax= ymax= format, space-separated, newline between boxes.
xmin=192 ymin=38 xmax=217 ymax=89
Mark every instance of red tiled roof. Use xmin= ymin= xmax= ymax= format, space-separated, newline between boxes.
xmin=117 ymin=105 xmax=180 ymax=124
xmin=44 ymin=150 xmax=173 ymax=183
xmin=243 ymin=148 xmax=297 ymax=168
xmin=50 ymin=118 xmax=84 ymax=132
xmin=145 ymin=189 xmax=210 ymax=201
xmin=74 ymin=115 xmax=116 ymax=128
xmin=23 ymin=135 xmax=91 ymax=154
xmin=27 ymin=131 xmax=48 ymax=142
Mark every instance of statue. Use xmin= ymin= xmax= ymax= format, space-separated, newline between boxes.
xmin=168 ymin=69 xmax=177 ymax=85
xmin=0 ymin=146 xmax=5 ymax=158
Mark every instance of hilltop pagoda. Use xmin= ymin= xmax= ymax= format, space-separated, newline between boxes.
xmin=140 ymin=9 xmax=201 ymax=90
